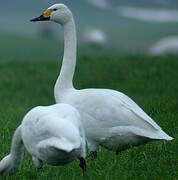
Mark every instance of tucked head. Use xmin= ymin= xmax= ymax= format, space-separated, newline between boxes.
xmin=30 ymin=4 xmax=72 ymax=25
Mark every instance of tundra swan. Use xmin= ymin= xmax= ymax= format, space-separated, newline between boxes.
xmin=82 ymin=28 xmax=107 ymax=46
xmin=149 ymin=36 xmax=178 ymax=55
xmin=30 ymin=4 xmax=173 ymax=157
xmin=0 ymin=104 xmax=86 ymax=176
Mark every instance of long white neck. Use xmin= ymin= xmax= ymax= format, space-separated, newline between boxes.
xmin=10 ymin=126 xmax=24 ymax=164
xmin=54 ymin=16 xmax=77 ymax=101
xmin=0 ymin=126 xmax=24 ymax=175
xmin=10 ymin=126 xmax=24 ymax=166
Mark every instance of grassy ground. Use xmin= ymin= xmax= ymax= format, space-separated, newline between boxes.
xmin=0 ymin=56 xmax=177 ymax=179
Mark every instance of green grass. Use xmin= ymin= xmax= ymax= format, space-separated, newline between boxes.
xmin=0 ymin=56 xmax=177 ymax=179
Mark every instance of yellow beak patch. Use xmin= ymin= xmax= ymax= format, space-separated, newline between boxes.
xmin=43 ymin=9 xmax=52 ymax=18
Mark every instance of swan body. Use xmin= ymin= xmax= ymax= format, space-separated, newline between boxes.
xmin=31 ymin=4 xmax=173 ymax=154
xmin=0 ymin=104 xmax=86 ymax=176
xmin=149 ymin=36 xmax=178 ymax=55
xmin=56 ymin=88 xmax=173 ymax=152
xmin=82 ymin=28 xmax=107 ymax=46
xmin=119 ymin=7 xmax=178 ymax=23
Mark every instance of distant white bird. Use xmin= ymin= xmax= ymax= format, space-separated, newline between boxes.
xmin=87 ymin=0 xmax=178 ymax=23
xmin=87 ymin=0 xmax=109 ymax=9
xmin=118 ymin=7 xmax=178 ymax=23
xmin=149 ymin=36 xmax=178 ymax=55
xmin=30 ymin=4 xmax=173 ymax=158
xmin=0 ymin=104 xmax=86 ymax=176
xmin=82 ymin=28 xmax=107 ymax=46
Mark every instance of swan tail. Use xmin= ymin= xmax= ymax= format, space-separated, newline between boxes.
xmin=151 ymin=129 xmax=174 ymax=141
xmin=133 ymin=128 xmax=174 ymax=141
xmin=109 ymin=126 xmax=173 ymax=142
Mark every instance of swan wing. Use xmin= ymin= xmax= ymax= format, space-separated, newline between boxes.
xmin=62 ymin=89 xmax=162 ymax=131
xmin=110 ymin=90 xmax=161 ymax=130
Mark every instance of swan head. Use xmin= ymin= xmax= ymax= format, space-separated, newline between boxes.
xmin=0 ymin=154 xmax=21 ymax=176
xmin=30 ymin=4 xmax=72 ymax=25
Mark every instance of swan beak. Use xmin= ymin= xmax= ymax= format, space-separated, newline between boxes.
xmin=30 ymin=14 xmax=50 ymax=22
xmin=30 ymin=9 xmax=52 ymax=22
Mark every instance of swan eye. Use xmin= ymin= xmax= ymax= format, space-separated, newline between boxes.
xmin=53 ymin=8 xmax=57 ymax=11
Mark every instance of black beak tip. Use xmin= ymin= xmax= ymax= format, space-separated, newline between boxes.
xmin=30 ymin=17 xmax=39 ymax=22
xmin=30 ymin=19 xmax=35 ymax=22
xmin=30 ymin=15 xmax=50 ymax=22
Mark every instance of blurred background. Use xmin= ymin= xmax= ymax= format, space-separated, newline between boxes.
xmin=1 ymin=0 xmax=178 ymax=60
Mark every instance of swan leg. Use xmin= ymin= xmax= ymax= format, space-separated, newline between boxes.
xmin=79 ymin=158 xmax=86 ymax=173
xmin=32 ymin=157 xmax=43 ymax=171
xmin=90 ymin=151 xmax=97 ymax=159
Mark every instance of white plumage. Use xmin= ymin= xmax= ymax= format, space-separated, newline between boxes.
xmin=118 ymin=7 xmax=178 ymax=23
xmin=82 ymin=28 xmax=107 ymax=46
xmin=0 ymin=104 xmax=86 ymax=176
xmin=149 ymin=36 xmax=178 ymax=55
xmin=31 ymin=4 xmax=173 ymax=156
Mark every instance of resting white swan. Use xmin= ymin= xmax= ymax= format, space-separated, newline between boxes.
xmin=149 ymin=36 xmax=178 ymax=55
xmin=0 ymin=104 xmax=86 ymax=176
xmin=31 ymin=4 xmax=173 ymax=157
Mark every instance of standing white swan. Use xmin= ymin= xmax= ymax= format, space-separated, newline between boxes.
xmin=0 ymin=104 xmax=86 ymax=176
xmin=31 ymin=4 xmax=173 ymax=157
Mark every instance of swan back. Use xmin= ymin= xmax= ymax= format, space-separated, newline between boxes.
xmin=21 ymin=103 xmax=86 ymax=165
